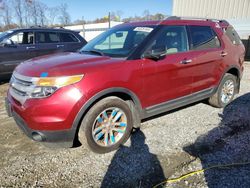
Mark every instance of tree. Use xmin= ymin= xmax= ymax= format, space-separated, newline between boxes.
xmin=116 ymin=10 xmax=123 ymax=21
xmin=36 ymin=1 xmax=47 ymax=26
xmin=47 ymin=6 xmax=59 ymax=25
xmin=13 ymin=0 xmax=24 ymax=27
xmin=0 ymin=0 xmax=12 ymax=29
xmin=143 ymin=10 xmax=150 ymax=20
xmin=154 ymin=13 xmax=165 ymax=20
xmin=58 ymin=3 xmax=71 ymax=26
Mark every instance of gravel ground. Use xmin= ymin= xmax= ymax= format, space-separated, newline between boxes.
xmin=0 ymin=63 xmax=250 ymax=188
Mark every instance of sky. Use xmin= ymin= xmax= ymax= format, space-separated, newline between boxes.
xmin=41 ymin=0 xmax=173 ymax=21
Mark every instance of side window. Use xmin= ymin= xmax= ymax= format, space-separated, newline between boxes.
xmin=37 ymin=32 xmax=46 ymax=43
xmin=37 ymin=32 xmax=60 ymax=44
xmin=189 ymin=26 xmax=220 ymax=50
xmin=132 ymin=31 xmax=149 ymax=48
xmin=146 ymin=26 xmax=188 ymax=55
xmin=225 ymin=27 xmax=242 ymax=45
xmin=60 ymin=32 xmax=79 ymax=42
xmin=9 ymin=32 xmax=34 ymax=45
xmin=94 ymin=31 xmax=128 ymax=50
xmin=48 ymin=32 xmax=60 ymax=43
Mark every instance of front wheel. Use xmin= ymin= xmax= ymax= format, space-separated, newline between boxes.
xmin=208 ymin=73 xmax=237 ymax=108
xmin=79 ymin=97 xmax=133 ymax=153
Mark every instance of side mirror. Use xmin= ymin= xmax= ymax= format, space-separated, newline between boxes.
xmin=143 ymin=46 xmax=166 ymax=61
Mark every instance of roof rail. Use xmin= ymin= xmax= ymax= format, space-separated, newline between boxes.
xmin=166 ymin=16 xmax=229 ymax=24
xmin=54 ymin=26 xmax=65 ymax=29
xmin=29 ymin=25 xmax=47 ymax=29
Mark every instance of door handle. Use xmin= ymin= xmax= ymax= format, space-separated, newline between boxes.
xmin=180 ymin=59 xmax=192 ymax=64
xmin=57 ymin=45 xmax=64 ymax=48
xmin=221 ymin=51 xmax=228 ymax=57
xmin=26 ymin=46 xmax=35 ymax=50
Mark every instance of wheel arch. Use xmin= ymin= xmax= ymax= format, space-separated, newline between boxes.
xmin=224 ymin=66 xmax=241 ymax=93
xmin=216 ymin=65 xmax=241 ymax=94
xmin=71 ymin=87 xmax=142 ymax=145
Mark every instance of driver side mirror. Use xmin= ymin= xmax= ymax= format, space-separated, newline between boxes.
xmin=143 ymin=45 xmax=166 ymax=61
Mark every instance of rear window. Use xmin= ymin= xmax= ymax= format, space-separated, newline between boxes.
xmin=225 ymin=27 xmax=242 ymax=45
xmin=60 ymin=32 xmax=79 ymax=42
xmin=189 ymin=26 xmax=221 ymax=50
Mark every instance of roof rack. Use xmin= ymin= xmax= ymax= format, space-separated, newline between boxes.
xmin=54 ymin=26 xmax=65 ymax=29
xmin=166 ymin=16 xmax=229 ymax=24
xmin=29 ymin=25 xmax=48 ymax=29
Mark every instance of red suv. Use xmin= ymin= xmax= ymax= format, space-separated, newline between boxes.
xmin=5 ymin=17 xmax=245 ymax=153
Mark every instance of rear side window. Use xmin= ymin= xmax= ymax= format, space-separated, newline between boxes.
xmin=37 ymin=32 xmax=60 ymax=43
xmin=48 ymin=32 xmax=60 ymax=43
xmin=189 ymin=26 xmax=220 ymax=50
xmin=60 ymin=32 xmax=79 ymax=42
xmin=225 ymin=27 xmax=242 ymax=45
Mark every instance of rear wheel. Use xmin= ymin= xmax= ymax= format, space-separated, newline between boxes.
xmin=79 ymin=97 xmax=133 ymax=153
xmin=208 ymin=73 xmax=237 ymax=108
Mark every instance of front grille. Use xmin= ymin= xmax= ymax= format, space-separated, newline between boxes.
xmin=9 ymin=72 xmax=38 ymax=105
xmin=12 ymin=87 xmax=27 ymax=96
xmin=15 ymin=77 xmax=32 ymax=87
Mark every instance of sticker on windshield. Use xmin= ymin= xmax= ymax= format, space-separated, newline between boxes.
xmin=133 ymin=27 xmax=153 ymax=33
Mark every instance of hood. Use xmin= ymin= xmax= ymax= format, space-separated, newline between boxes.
xmin=15 ymin=52 xmax=122 ymax=77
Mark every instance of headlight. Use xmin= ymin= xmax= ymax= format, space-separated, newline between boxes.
xmin=30 ymin=75 xmax=83 ymax=98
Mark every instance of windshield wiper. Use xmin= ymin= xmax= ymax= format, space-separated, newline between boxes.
xmin=80 ymin=50 xmax=104 ymax=56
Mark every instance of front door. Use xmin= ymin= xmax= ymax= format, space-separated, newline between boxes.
xmin=142 ymin=25 xmax=194 ymax=107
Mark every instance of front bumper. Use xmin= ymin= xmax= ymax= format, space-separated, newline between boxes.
xmin=5 ymin=97 xmax=78 ymax=148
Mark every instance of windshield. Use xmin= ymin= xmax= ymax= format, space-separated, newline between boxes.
xmin=0 ymin=30 xmax=14 ymax=41
xmin=80 ymin=25 xmax=155 ymax=58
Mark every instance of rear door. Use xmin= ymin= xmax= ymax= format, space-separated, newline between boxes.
xmin=187 ymin=25 xmax=224 ymax=93
xmin=142 ymin=25 xmax=194 ymax=107
xmin=0 ymin=31 xmax=35 ymax=74
xmin=35 ymin=31 xmax=62 ymax=57
xmin=59 ymin=32 xmax=84 ymax=52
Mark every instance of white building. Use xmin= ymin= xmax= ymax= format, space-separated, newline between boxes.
xmin=64 ymin=21 xmax=123 ymax=42
xmin=172 ymin=0 xmax=250 ymax=59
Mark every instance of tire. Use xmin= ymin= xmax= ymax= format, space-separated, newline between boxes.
xmin=79 ymin=97 xmax=133 ymax=153
xmin=208 ymin=73 xmax=237 ymax=108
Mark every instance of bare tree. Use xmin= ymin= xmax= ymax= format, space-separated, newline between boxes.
xmin=13 ymin=0 xmax=24 ymax=27
xmin=58 ymin=3 xmax=71 ymax=26
xmin=25 ymin=0 xmax=46 ymax=26
xmin=36 ymin=1 xmax=47 ymax=26
xmin=23 ymin=0 xmax=32 ymax=26
xmin=143 ymin=10 xmax=150 ymax=20
xmin=0 ymin=0 xmax=12 ymax=29
xmin=47 ymin=6 xmax=59 ymax=25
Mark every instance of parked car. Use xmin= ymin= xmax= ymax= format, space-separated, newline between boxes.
xmin=5 ymin=17 xmax=245 ymax=153
xmin=0 ymin=27 xmax=87 ymax=79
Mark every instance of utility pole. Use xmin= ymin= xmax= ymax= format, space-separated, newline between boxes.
xmin=108 ymin=12 xmax=111 ymax=29
xmin=108 ymin=12 xmax=111 ymax=49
